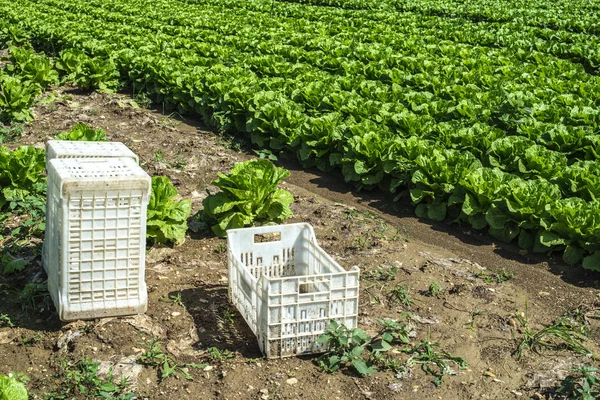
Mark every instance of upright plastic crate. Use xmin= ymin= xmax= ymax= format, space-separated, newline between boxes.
xmin=44 ymin=157 xmax=151 ymax=321
xmin=227 ymin=223 xmax=360 ymax=358
xmin=45 ymin=140 xmax=139 ymax=167
xmin=42 ymin=140 xmax=139 ymax=271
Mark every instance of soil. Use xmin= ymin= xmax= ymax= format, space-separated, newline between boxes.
xmin=1 ymin=86 xmax=599 ymax=400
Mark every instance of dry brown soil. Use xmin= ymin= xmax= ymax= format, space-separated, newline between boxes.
xmin=1 ymin=87 xmax=599 ymax=400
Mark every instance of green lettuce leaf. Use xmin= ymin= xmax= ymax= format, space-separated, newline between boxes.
xmin=146 ymin=176 xmax=191 ymax=245
xmin=201 ymin=159 xmax=294 ymax=237
xmin=0 ymin=375 xmax=28 ymax=400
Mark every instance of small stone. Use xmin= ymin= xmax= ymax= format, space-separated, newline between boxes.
xmin=203 ymin=365 xmax=213 ymax=372
xmin=171 ymin=311 xmax=181 ymax=317
xmin=538 ymin=291 xmax=550 ymax=297
xmin=260 ymin=389 xmax=269 ymax=394
xmin=286 ymin=378 xmax=298 ymax=385
xmin=388 ymin=383 xmax=402 ymax=392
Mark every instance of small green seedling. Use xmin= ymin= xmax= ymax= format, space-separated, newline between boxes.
xmin=46 ymin=358 xmax=135 ymax=399
xmin=0 ymin=313 xmax=14 ymax=327
xmin=206 ymin=347 xmax=234 ymax=362
xmin=19 ymin=282 xmax=49 ymax=315
xmin=363 ymin=265 xmax=398 ymax=282
xmin=402 ymin=330 xmax=468 ymax=386
xmin=169 ymin=293 xmax=185 ymax=309
xmin=427 ymin=281 xmax=444 ymax=297
xmin=556 ymin=365 xmax=600 ymax=400
xmin=138 ymin=338 xmax=206 ymax=381
xmin=215 ymin=242 xmax=227 ymax=254
xmin=476 ymin=268 xmax=515 ymax=284
xmin=463 ymin=308 xmax=487 ymax=331
xmin=388 ymin=284 xmax=413 ymax=309
xmin=222 ymin=309 xmax=236 ymax=325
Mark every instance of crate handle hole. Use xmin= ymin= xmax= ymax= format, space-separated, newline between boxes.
xmin=299 ymin=283 xmax=318 ymax=294
xmin=254 ymin=232 xmax=281 ymax=243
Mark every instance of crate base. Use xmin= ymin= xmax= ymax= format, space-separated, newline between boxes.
xmin=55 ymin=297 xmax=148 ymax=322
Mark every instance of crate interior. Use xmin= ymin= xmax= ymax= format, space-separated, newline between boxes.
xmin=239 ymin=228 xmax=342 ymax=281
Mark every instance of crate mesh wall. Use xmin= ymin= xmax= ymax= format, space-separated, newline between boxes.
xmin=228 ymin=223 xmax=360 ymax=358
xmin=43 ymin=140 xmax=139 ymax=271
xmin=45 ymin=158 xmax=150 ymax=321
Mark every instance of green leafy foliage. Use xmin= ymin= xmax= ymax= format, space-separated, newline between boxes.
xmin=316 ymin=319 xmax=464 ymax=384
xmin=556 ymin=366 xmax=600 ymax=400
xmin=55 ymin=123 xmax=107 ymax=141
xmin=0 ymin=75 xmax=36 ymax=123
xmin=1 ymin=253 xmax=27 ymax=274
xmin=3 ymin=0 xmax=600 ymax=268
xmin=0 ymin=145 xmax=46 ymax=210
xmin=0 ymin=374 xmax=28 ymax=400
xmin=147 ymin=176 xmax=191 ymax=245
xmin=316 ymin=320 xmax=378 ymax=376
xmin=46 ymin=358 xmax=135 ymax=400
xmin=201 ymin=159 xmax=293 ymax=237
xmin=56 ymin=48 xmax=119 ymax=92
xmin=6 ymin=46 xmax=58 ymax=92
xmin=137 ymin=338 xmax=206 ymax=382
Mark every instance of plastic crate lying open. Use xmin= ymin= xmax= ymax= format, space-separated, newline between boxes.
xmin=44 ymin=157 xmax=151 ymax=321
xmin=227 ymin=223 xmax=360 ymax=358
xmin=42 ymin=140 xmax=139 ymax=272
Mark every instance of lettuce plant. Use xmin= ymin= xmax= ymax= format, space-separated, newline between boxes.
xmin=202 ymin=159 xmax=294 ymax=237
xmin=146 ymin=176 xmax=191 ymax=245
xmin=55 ymin=123 xmax=107 ymax=141
xmin=0 ymin=75 xmax=37 ymax=123
xmin=0 ymin=374 xmax=28 ymax=400
xmin=0 ymin=145 xmax=46 ymax=209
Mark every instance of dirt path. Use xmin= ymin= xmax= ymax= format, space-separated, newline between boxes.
xmin=1 ymin=87 xmax=599 ymax=400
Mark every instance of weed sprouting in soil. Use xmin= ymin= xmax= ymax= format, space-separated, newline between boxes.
xmin=169 ymin=293 xmax=185 ymax=309
xmin=206 ymin=347 xmax=234 ymax=362
xmin=45 ymin=358 xmax=136 ymax=400
xmin=137 ymin=338 xmax=206 ymax=381
xmin=0 ymin=313 xmax=14 ymax=327
xmin=512 ymin=302 xmax=593 ymax=361
xmin=401 ymin=329 xmax=468 ymax=386
xmin=0 ymin=123 xmax=24 ymax=143
xmin=363 ymin=264 xmax=398 ymax=282
xmin=554 ymin=365 xmax=600 ymax=400
xmin=388 ymin=284 xmax=413 ymax=309
xmin=316 ymin=319 xmax=464 ymax=385
xmin=476 ymin=268 xmax=515 ymax=284
xmin=427 ymin=281 xmax=444 ymax=297
xmin=215 ymin=242 xmax=227 ymax=254
xmin=19 ymin=282 xmax=49 ymax=315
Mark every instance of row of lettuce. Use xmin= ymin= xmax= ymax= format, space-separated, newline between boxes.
xmin=0 ymin=0 xmax=599 ymax=269
xmin=274 ymin=0 xmax=600 ymax=35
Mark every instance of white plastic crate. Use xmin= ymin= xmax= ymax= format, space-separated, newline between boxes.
xmin=44 ymin=157 xmax=151 ymax=321
xmin=227 ymin=223 xmax=360 ymax=358
xmin=42 ymin=140 xmax=140 ymax=271
xmin=45 ymin=140 xmax=139 ymax=167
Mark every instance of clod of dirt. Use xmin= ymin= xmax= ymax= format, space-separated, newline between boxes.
xmin=0 ymin=331 xmax=16 ymax=344
xmin=122 ymin=314 xmax=165 ymax=338
xmin=98 ymin=354 xmax=144 ymax=388
xmin=472 ymin=286 xmax=496 ymax=301
xmin=286 ymin=377 xmax=298 ymax=385
xmin=55 ymin=330 xmax=82 ymax=352
xmin=166 ymin=337 xmax=199 ymax=358
xmin=388 ymin=383 xmax=403 ymax=392
xmin=524 ymin=359 xmax=579 ymax=391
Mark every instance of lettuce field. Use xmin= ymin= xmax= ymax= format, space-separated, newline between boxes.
xmin=2 ymin=0 xmax=600 ymax=270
